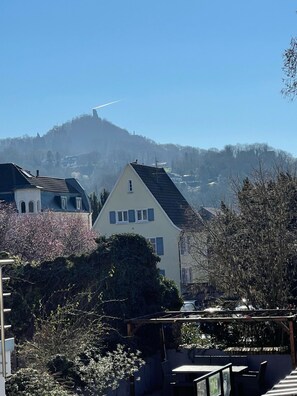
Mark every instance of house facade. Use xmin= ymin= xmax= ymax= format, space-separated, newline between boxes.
xmin=93 ymin=162 xmax=201 ymax=289
xmin=0 ymin=163 xmax=92 ymax=227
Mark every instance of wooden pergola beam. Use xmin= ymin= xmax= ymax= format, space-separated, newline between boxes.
xmin=126 ymin=310 xmax=297 ymax=368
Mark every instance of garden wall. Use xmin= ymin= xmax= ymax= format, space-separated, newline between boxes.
xmin=167 ymin=347 xmax=293 ymax=389
xmin=108 ymin=348 xmax=293 ymax=395
xmin=107 ymin=354 xmax=163 ymax=396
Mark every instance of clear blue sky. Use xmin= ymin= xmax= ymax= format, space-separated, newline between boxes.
xmin=1 ymin=1 xmax=297 ymax=155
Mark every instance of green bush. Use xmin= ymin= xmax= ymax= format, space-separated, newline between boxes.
xmin=6 ymin=368 xmax=73 ymax=396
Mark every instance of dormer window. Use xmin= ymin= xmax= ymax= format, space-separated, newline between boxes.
xmin=61 ymin=196 xmax=67 ymax=210
xmin=128 ymin=180 xmax=133 ymax=193
xmin=76 ymin=197 xmax=82 ymax=210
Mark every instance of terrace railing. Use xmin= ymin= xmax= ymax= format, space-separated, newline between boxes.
xmin=193 ymin=363 xmax=232 ymax=396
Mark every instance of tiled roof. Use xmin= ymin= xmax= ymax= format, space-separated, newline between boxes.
xmin=0 ymin=163 xmax=77 ymax=193
xmin=0 ymin=163 xmax=91 ymax=212
xmin=130 ymin=162 xmax=200 ymax=229
xmin=27 ymin=176 xmax=77 ymax=193
xmin=199 ymin=207 xmax=221 ymax=221
xmin=0 ymin=163 xmax=30 ymax=191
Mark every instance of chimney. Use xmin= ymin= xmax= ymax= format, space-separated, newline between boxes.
xmin=36 ymin=170 xmax=39 ymax=177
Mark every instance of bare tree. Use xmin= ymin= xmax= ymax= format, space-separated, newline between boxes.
xmin=189 ymin=168 xmax=297 ymax=308
xmin=282 ymin=37 xmax=297 ymax=99
xmin=14 ymin=298 xmax=144 ymax=396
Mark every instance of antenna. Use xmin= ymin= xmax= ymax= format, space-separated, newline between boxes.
xmin=152 ymin=158 xmax=167 ymax=183
xmin=152 ymin=159 xmax=167 ymax=168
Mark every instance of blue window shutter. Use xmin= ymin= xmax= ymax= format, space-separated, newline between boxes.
xmin=148 ymin=208 xmax=154 ymax=221
xmin=156 ymin=237 xmax=164 ymax=255
xmin=128 ymin=210 xmax=135 ymax=223
xmin=109 ymin=211 xmax=116 ymax=224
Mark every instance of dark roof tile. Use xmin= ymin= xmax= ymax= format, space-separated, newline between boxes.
xmin=0 ymin=163 xmax=77 ymax=193
xmin=0 ymin=163 xmax=91 ymax=212
xmin=130 ymin=163 xmax=200 ymax=228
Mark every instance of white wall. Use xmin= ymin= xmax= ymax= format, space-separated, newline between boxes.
xmin=180 ymin=231 xmax=209 ymax=285
xmin=94 ymin=164 xmax=182 ymax=288
xmin=14 ymin=188 xmax=41 ymax=213
xmin=14 ymin=189 xmax=92 ymax=229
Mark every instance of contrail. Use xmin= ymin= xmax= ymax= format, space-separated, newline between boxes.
xmin=92 ymin=99 xmax=122 ymax=110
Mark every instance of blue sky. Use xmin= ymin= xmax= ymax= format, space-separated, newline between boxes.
xmin=1 ymin=1 xmax=297 ymax=155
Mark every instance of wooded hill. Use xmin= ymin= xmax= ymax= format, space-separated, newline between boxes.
xmin=0 ymin=111 xmax=295 ymax=208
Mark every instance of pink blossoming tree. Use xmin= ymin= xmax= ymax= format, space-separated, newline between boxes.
xmin=0 ymin=202 xmax=97 ymax=263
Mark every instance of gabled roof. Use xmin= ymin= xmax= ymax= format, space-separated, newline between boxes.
xmin=198 ymin=207 xmax=221 ymax=221
xmin=130 ymin=162 xmax=201 ymax=229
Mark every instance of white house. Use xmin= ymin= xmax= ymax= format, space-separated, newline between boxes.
xmin=93 ymin=162 xmax=201 ymax=289
xmin=0 ymin=163 xmax=92 ymax=228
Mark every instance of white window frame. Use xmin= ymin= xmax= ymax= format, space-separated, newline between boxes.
xmin=147 ymin=237 xmax=164 ymax=255
xmin=181 ymin=267 xmax=193 ymax=284
xmin=76 ymin=197 xmax=82 ymax=210
xmin=20 ymin=201 xmax=26 ymax=213
xmin=180 ymin=235 xmax=191 ymax=255
xmin=61 ymin=196 xmax=67 ymax=210
xmin=128 ymin=179 xmax=133 ymax=193
xmin=187 ymin=235 xmax=191 ymax=254
xmin=117 ymin=210 xmax=128 ymax=223
xmin=148 ymin=238 xmax=156 ymax=253
xmin=180 ymin=236 xmax=186 ymax=255
xmin=136 ymin=209 xmax=148 ymax=222
xmin=28 ymin=201 xmax=34 ymax=213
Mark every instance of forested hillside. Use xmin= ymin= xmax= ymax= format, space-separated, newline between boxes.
xmin=0 ymin=111 xmax=295 ymax=208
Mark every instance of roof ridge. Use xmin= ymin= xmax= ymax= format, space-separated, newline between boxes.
xmin=130 ymin=162 xmax=199 ymax=228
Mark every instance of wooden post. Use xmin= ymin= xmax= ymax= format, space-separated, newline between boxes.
xmin=160 ymin=324 xmax=167 ymax=361
xmin=127 ymin=322 xmax=133 ymax=337
xmin=289 ymin=319 xmax=296 ymax=369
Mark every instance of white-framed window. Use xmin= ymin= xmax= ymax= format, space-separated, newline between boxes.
xmin=117 ymin=210 xmax=128 ymax=223
xmin=137 ymin=209 xmax=148 ymax=222
xmin=61 ymin=196 xmax=67 ymax=210
xmin=28 ymin=201 xmax=34 ymax=213
xmin=181 ymin=267 xmax=193 ymax=284
xmin=76 ymin=197 xmax=82 ymax=210
xmin=180 ymin=237 xmax=186 ymax=255
xmin=20 ymin=201 xmax=26 ymax=213
xmin=147 ymin=237 xmax=164 ymax=256
xmin=180 ymin=235 xmax=191 ymax=255
xmin=148 ymin=238 xmax=156 ymax=253
xmin=128 ymin=180 xmax=133 ymax=193
xmin=187 ymin=235 xmax=191 ymax=253
xmin=109 ymin=208 xmax=154 ymax=224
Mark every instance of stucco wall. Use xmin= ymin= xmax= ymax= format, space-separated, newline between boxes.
xmin=94 ymin=164 xmax=181 ymax=288
xmin=14 ymin=188 xmax=41 ymax=213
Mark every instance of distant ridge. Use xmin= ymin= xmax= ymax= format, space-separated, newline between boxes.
xmin=0 ymin=113 xmax=295 ymax=208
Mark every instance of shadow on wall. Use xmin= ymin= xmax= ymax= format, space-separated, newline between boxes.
xmin=167 ymin=348 xmax=292 ymax=390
